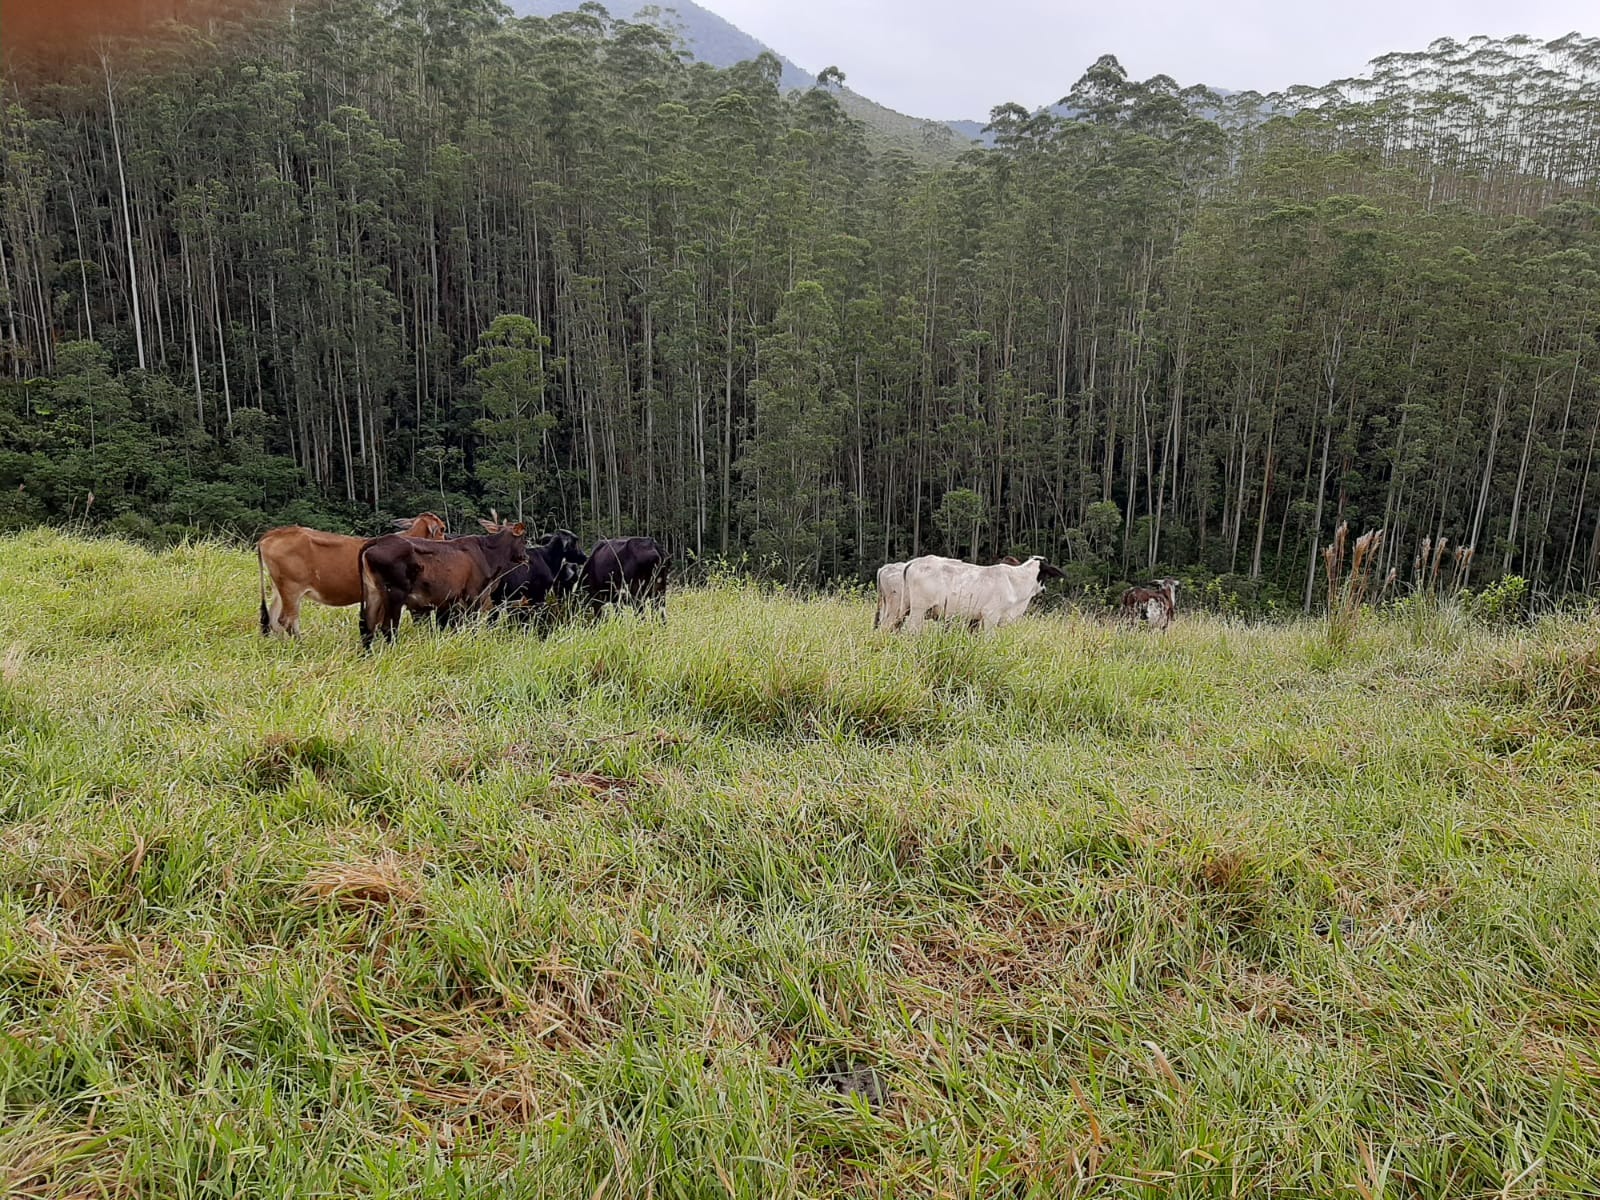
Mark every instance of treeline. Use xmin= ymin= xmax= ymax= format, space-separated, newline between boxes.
xmin=2 ymin=2 xmax=1598 ymax=606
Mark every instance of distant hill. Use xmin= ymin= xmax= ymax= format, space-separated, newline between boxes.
xmin=832 ymin=89 xmax=973 ymax=162
xmin=947 ymin=86 xmax=1242 ymax=146
xmin=943 ymin=118 xmax=990 ymax=143
xmin=510 ymin=0 xmax=816 ymax=91
xmin=509 ymin=0 xmax=974 ymax=160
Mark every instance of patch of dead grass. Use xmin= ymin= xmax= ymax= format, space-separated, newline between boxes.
xmin=296 ymin=851 xmax=422 ymax=912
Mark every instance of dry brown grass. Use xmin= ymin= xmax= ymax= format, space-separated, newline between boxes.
xmin=295 ymin=851 xmax=422 ymax=911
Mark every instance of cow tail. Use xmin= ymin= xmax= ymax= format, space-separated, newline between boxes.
xmin=358 ymin=545 xmax=381 ymax=646
xmin=257 ymin=545 xmax=270 ymax=635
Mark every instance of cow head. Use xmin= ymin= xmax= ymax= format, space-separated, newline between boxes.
xmin=544 ymin=528 xmax=587 ymax=565
xmin=397 ymin=512 xmax=448 ymax=539
xmin=498 ymin=522 xmax=530 ymax=561
xmin=478 ymin=514 xmax=527 ymax=537
xmin=1018 ymin=554 xmax=1064 ymax=581
xmin=527 ymin=529 xmax=586 ymax=581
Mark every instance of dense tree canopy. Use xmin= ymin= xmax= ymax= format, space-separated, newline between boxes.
xmin=2 ymin=4 xmax=1597 ymax=607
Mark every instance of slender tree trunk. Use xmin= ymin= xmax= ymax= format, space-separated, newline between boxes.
xmin=104 ymin=55 xmax=146 ymax=370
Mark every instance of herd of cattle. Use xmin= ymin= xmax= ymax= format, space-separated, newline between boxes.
xmin=257 ymin=512 xmax=666 ymax=649
xmin=255 ymin=511 xmax=1181 ymax=648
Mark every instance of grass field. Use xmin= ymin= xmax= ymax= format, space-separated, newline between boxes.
xmin=3 ymin=529 xmax=1600 ymax=1198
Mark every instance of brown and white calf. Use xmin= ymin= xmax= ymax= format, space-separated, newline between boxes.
xmin=1120 ymin=578 xmax=1179 ymax=628
xmin=257 ymin=512 xmax=447 ymax=636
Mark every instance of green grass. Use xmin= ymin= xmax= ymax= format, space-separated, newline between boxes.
xmin=3 ymin=528 xmax=1600 ymax=1198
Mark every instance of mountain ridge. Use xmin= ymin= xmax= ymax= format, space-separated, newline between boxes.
xmin=508 ymin=0 xmax=977 ymax=158
xmin=510 ymin=0 xmax=817 ymax=91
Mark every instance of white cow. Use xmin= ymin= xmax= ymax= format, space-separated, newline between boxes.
xmin=893 ymin=554 xmax=1062 ymax=633
xmin=874 ymin=561 xmax=907 ymax=629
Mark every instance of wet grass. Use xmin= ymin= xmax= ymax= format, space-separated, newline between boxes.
xmin=3 ymin=529 xmax=1600 ymax=1197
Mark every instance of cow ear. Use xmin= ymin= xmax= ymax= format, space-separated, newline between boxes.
xmin=1040 ymin=561 xmax=1065 ymax=579
xmin=510 ymin=522 xmax=526 ymax=536
xmin=478 ymin=518 xmax=498 ymax=533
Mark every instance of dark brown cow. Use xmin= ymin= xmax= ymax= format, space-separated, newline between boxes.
xmin=258 ymin=513 xmax=446 ymax=636
xmin=579 ymin=536 xmax=669 ymax=619
xmin=1119 ymin=578 xmax=1179 ymax=629
xmin=358 ymin=522 xmax=527 ymax=649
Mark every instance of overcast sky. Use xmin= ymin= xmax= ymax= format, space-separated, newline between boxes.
xmin=702 ymin=0 xmax=1594 ymax=119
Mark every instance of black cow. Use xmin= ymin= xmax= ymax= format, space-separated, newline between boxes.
xmin=580 ymin=536 xmax=668 ymax=618
xmin=358 ymin=523 xmax=528 ymax=649
xmin=496 ymin=528 xmax=588 ymax=626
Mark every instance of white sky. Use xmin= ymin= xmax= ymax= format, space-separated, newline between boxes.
xmin=702 ymin=0 xmax=1595 ymax=119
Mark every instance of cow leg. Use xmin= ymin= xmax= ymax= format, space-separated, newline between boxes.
xmin=273 ymin=588 xmax=303 ymax=637
xmin=383 ymin=590 xmax=407 ymax=642
xmin=362 ymin=588 xmax=403 ymax=650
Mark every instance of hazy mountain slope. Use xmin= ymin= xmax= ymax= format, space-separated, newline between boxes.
xmin=510 ymin=0 xmax=976 ymax=159
xmin=510 ymin=0 xmax=815 ymax=90
xmin=833 ymin=90 xmax=973 ymax=161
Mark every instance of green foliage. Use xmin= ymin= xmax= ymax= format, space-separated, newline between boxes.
xmin=1468 ymin=574 xmax=1529 ymax=626
xmin=466 ymin=315 xmax=556 ymax=524
xmin=738 ymin=283 xmax=847 ymax=581
xmin=933 ymin=487 xmax=985 ymax=558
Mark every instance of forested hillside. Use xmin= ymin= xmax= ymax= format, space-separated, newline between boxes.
xmin=512 ymin=0 xmax=817 ymax=90
xmin=2 ymin=3 xmax=1598 ymax=606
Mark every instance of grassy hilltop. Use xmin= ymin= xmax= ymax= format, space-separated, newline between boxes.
xmin=3 ymin=530 xmax=1600 ymax=1197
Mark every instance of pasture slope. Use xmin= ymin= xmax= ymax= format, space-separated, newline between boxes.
xmin=3 ymin=528 xmax=1600 ymax=1199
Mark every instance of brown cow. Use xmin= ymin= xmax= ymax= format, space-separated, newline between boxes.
xmin=358 ymin=521 xmax=528 ymax=649
xmin=1119 ymin=578 xmax=1179 ymax=629
xmin=257 ymin=513 xmax=447 ymax=636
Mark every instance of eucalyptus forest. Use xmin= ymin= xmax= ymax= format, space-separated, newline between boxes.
xmin=3 ymin=3 xmax=1598 ymax=608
